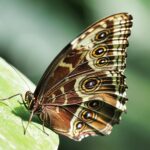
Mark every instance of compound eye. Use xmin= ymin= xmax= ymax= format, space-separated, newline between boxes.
xmin=25 ymin=91 xmax=35 ymax=110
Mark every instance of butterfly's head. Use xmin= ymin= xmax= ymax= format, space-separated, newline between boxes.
xmin=24 ymin=91 xmax=36 ymax=111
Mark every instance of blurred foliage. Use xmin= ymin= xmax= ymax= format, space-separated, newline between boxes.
xmin=0 ymin=0 xmax=150 ymax=150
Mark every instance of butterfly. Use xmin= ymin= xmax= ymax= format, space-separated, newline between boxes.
xmin=22 ymin=13 xmax=133 ymax=141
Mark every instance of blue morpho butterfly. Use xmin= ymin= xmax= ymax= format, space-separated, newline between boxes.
xmin=1 ymin=13 xmax=133 ymax=141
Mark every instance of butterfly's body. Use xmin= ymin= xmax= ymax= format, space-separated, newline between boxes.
xmin=24 ymin=13 xmax=133 ymax=141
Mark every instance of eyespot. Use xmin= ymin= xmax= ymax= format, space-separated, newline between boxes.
xmin=81 ymin=77 xmax=100 ymax=92
xmin=85 ymin=79 xmax=97 ymax=89
xmin=92 ymin=46 xmax=107 ymax=58
xmin=95 ymin=57 xmax=108 ymax=67
xmin=95 ymin=30 xmax=109 ymax=41
xmin=81 ymin=111 xmax=95 ymax=121
xmin=75 ymin=121 xmax=85 ymax=130
xmin=87 ymin=100 xmax=103 ymax=110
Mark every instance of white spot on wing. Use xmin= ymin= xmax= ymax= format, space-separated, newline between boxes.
xmin=51 ymin=94 xmax=56 ymax=103
xmin=59 ymin=60 xmax=74 ymax=71
xmin=116 ymin=101 xmax=126 ymax=111
xmin=60 ymin=86 xmax=68 ymax=104
xmin=100 ymin=123 xmax=112 ymax=135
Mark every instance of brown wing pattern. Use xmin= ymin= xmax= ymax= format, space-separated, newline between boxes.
xmin=36 ymin=13 xmax=133 ymax=141
xmin=35 ymin=13 xmax=132 ymax=98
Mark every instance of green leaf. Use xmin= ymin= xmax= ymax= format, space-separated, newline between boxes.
xmin=0 ymin=58 xmax=59 ymax=150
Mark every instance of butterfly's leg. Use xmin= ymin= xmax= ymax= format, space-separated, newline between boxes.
xmin=0 ymin=93 xmax=24 ymax=106
xmin=24 ymin=110 xmax=34 ymax=134
xmin=42 ymin=118 xmax=49 ymax=136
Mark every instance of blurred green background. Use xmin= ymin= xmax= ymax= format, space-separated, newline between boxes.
xmin=0 ymin=0 xmax=150 ymax=150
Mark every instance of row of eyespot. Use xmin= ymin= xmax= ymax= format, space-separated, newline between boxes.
xmin=75 ymin=100 xmax=103 ymax=130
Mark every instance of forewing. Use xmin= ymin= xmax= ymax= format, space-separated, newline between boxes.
xmin=34 ymin=13 xmax=132 ymax=99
